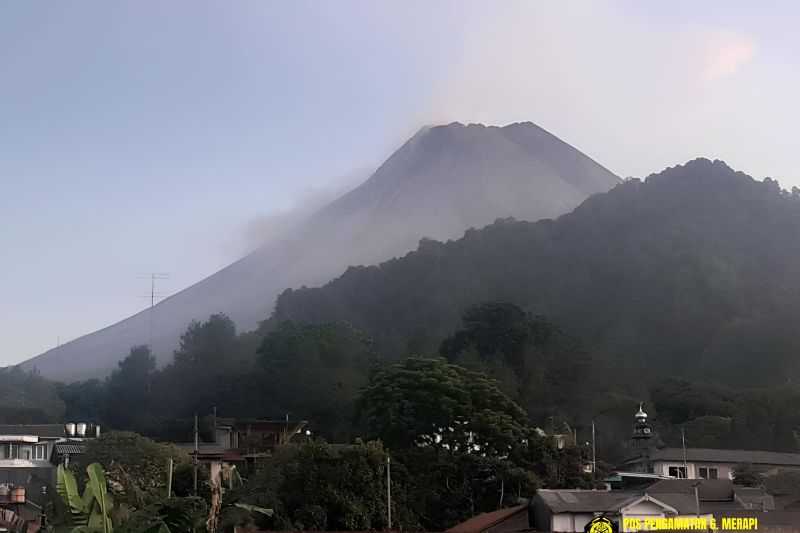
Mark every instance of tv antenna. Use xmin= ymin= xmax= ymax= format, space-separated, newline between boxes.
xmin=138 ymin=273 xmax=170 ymax=347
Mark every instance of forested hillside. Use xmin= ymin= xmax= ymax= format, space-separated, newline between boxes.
xmin=12 ymin=158 xmax=800 ymax=466
xmin=271 ymin=158 xmax=800 ymax=389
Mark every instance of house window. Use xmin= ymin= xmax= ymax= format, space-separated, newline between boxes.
xmin=699 ymin=467 xmax=718 ymax=479
xmin=33 ymin=445 xmax=47 ymax=460
xmin=2 ymin=444 xmax=19 ymax=460
xmin=668 ymin=466 xmax=688 ymax=478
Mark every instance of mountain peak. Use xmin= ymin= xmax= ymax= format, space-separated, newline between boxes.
xmin=19 ymin=120 xmax=620 ymax=382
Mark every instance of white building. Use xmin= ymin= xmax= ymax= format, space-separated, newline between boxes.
xmin=622 ymin=403 xmax=800 ymax=480
xmin=622 ymin=447 xmax=800 ymax=480
xmin=531 ymin=479 xmax=779 ymax=533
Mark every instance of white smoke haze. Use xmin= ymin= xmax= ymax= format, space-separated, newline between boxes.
xmin=236 ymin=168 xmax=371 ymax=255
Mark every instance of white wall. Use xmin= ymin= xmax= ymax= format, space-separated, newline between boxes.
xmin=653 ymin=461 xmax=735 ymax=479
xmin=552 ymin=513 xmax=575 ymax=532
xmin=552 ymin=513 xmax=605 ymax=533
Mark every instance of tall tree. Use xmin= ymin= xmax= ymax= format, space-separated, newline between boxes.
xmin=158 ymin=314 xmax=243 ymax=417
xmin=358 ymin=357 xmax=527 ymax=457
xmin=105 ymin=346 xmax=156 ymax=431
xmin=257 ymin=321 xmax=378 ymax=441
xmin=440 ymin=302 xmax=593 ymax=421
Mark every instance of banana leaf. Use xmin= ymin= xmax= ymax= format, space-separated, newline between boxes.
xmin=57 ymin=465 xmax=90 ymax=526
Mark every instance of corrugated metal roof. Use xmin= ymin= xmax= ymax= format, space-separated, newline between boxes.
xmin=645 ymin=447 xmax=800 ymax=466
xmin=536 ymin=490 xmax=640 ymax=513
xmin=445 ymin=504 xmax=527 ymax=533
xmin=54 ymin=443 xmax=85 ymax=455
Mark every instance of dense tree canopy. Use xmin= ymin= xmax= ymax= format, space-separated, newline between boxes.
xmin=0 ymin=367 xmax=65 ymax=422
xmin=74 ymin=431 xmax=193 ymax=506
xmin=271 ymin=159 xmax=800 ymax=390
xmin=440 ymin=302 xmax=593 ymax=421
xmin=358 ymin=357 xmax=527 ymax=456
xmin=258 ymin=321 xmax=377 ymax=441
xmin=233 ymin=440 xmax=415 ymax=531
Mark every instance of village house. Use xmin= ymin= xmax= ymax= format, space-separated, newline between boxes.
xmin=446 ymin=477 xmax=800 ymax=533
xmin=622 ymin=404 xmax=800 ymax=480
xmin=622 ymin=447 xmax=800 ymax=480
xmin=178 ymin=416 xmax=310 ymax=471
xmin=0 ymin=423 xmax=98 ymax=531
xmin=530 ymin=479 xmax=799 ymax=533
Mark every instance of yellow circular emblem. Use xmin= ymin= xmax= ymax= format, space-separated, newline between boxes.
xmin=588 ymin=516 xmax=614 ymax=533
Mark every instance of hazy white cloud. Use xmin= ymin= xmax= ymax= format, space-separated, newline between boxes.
xmin=418 ymin=2 xmax=790 ymax=185
xmin=701 ymin=30 xmax=756 ymax=82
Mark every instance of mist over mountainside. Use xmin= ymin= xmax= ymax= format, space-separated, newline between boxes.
xmin=270 ymin=158 xmax=800 ymax=389
xmin=18 ymin=121 xmax=619 ymax=382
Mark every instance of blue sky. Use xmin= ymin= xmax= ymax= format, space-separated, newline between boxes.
xmin=2 ymin=1 xmax=799 ymax=364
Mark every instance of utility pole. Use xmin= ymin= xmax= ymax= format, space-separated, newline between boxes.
xmin=167 ymin=457 xmax=174 ymax=498
xmin=386 ymin=454 xmax=392 ymax=530
xmin=212 ymin=406 xmax=217 ymax=444
xmin=138 ymin=272 xmax=169 ymax=347
xmin=682 ymin=427 xmax=689 ymax=478
xmin=193 ymin=413 xmax=199 ymax=495
xmin=592 ymin=420 xmax=597 ymax=481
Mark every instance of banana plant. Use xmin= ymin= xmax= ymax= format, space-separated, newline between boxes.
xmin=56 ymin=463 xmax=115 ymax=533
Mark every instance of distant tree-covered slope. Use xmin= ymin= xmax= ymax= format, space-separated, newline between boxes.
xmin=271 ymin=158 xmax=800 ymax=388
xmin=19 ymin=121 xmax=618 ymax=382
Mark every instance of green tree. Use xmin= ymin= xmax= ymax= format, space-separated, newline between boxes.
xmin=732 ymin=463 xmax=764 ymax=487
xmin=358 ymin=357 xmax=527 ymax=457
xmin=105 ymin=347 xmax=156 ymax=431
xmin=156 ymin=314 xmax=248 ymax=418
xmin=75 ymin=432 xmax=191 ymax=507
xmin=116 ymin=497 xmax=208 ymax=533
xmin=0 ymin=367 xmax=65 ymax=421
xmin=257 ymin=321 xmax=378 ymax=440
xmin=440 ymin=302 xmax=593 ymax=421
xmin=233 ymin=440 xmax=417 ymax=531
xmin=60 ymin=379 xmax=107 ymax=423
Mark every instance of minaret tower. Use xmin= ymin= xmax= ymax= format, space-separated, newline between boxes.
xmin=631 ymin=402 xmax=653 ymax=448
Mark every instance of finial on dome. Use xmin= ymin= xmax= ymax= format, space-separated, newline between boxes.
xmin=635 ymin=402 xmax=648 ymax=419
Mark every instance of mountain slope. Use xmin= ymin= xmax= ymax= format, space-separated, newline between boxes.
xmin=270 ymin=158 xmax=800 ymax=387
xmin=19 ymin=122 xmax=619 ymax=382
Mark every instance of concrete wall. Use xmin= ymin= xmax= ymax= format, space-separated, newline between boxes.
xmin=550 ymin=512 xmax=599 ymax=532
xmin=652 ymin=461 xmax=734 ymax=480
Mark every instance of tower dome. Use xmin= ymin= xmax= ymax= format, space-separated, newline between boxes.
xmin=632 ymin=402 xmax=653 ymax=446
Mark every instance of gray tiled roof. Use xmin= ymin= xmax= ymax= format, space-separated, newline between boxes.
xmin=0 ymin=424 xmax=65 ymax=438
xmin=646 ymin=479 xmax=734 ymax=500
xmin=648 ymin=493 xmax=699 ymax=514
xmin=640 ymin=447 xmax=800 ymax=466
xmin=537 ymin=480 xmax=776 ymax=516
xmin=536 ymin=490 xmax=640 ymax=513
